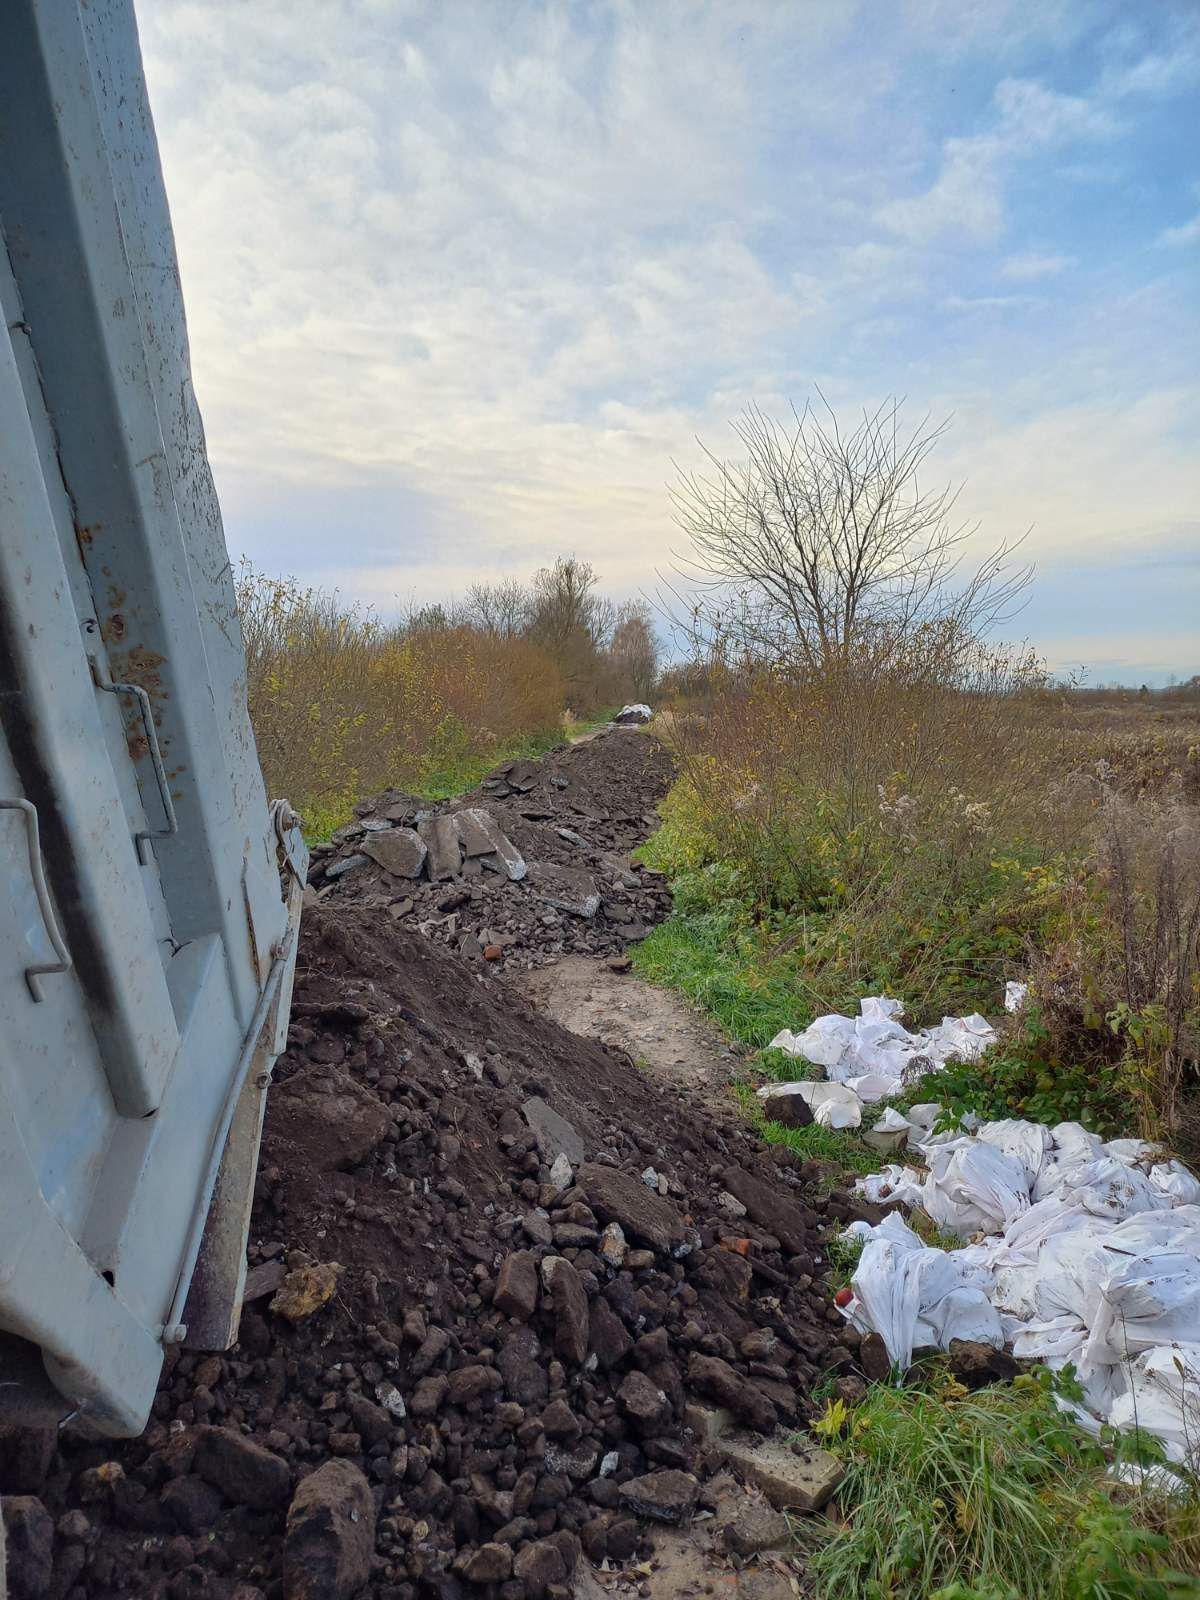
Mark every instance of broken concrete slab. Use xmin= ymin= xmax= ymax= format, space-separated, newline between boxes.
xmin=718 ymin=1435 xmax=843 ymax=1513
xmin=418 ymin=814 xmax=463 ymax=881
xmin=530 ymin=862 xmax=601 ymax=918
xmin=522 ymin=1096 xmax=585 ymax=1165
xmin=362 ymin=827 xmax=428 ymax=879
xmin=456 ymin=807 xmax=527 ymax=880
xmin=577 ymin=1162 xmax=691 ymax=1255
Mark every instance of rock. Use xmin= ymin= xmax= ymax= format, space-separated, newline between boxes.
xmin=278 ymin=1072 xmax=391 ymax=1171
xmin=161 ymin=1474 xmax=224 ymax=1533
xmin=345 ymin=1394 xmax=393 ymax=1446
xmin=588 ymin=1297 xmax=633 ymax=1370
xmin=548 ymin=1153 xmax=573 ymax=1192
xmin=522 ymin=1209 xmax=554 ymax=1248
xmin=464 ymin=1542 xmax=512 ymax=1583
xmin=456 ymin=808 xmax=526 ymax=880
xmin=411 ymin=1376 xmax=449 ymax=1417
xmin=717 ymin=1190 xmax=749 ymax=1219
xmin=541 ymin=1257 xmax=589 ymax=1366
xmin=243 ymin=1259 xmax=287 ymax=1303
xmin=577 ymin=1163 xmax=690 ymax=1255
xmin=719 ymin=1167 xmax=814 ymax=1255
xmin=947 ymin=1339 xmax=1020 ymax=1390
xmin=858 ymin=1331 xmax=891 ymax=1385
xmin=598 ymin=1221 xmax=627 ymax=1267
xmin=324 ymin=853 xmax=367 ymax=880
xmin=512 ymin=1538 xmax=568 ymax=1598
xmin=755 ymin=1083 xmax=814 ymax=1128
xmin=362 ymin=827 xmax=428 ymax=879
xmin=720 ymin=1497 xmax=790 ymax=1556
xmin=494 ymin=1251 xmax=539 ymax=1321
xmin=617 ymin=1371 xmax=670 ymax=1432
xmin=686 ymin=1355 xmax=777 ymax=1433
xmin=283 ymin=1459 xmax=375 ymax=1600
xmin=418 ymin=814 xmax=464 ymax=880
xmin=2 ymin=1497 xmax=53 ymax=1600
xmin=0 ymin=1427 xmax=55 ymax=1495
xmin=195 ymin=1426 xmax=292 ymax=1510
xmin=718 ymin=1437 xmax=843 ymax=1513
xmin=835 ymin=1374 xmax=868 ymax=1406
xmin=522 ymin=1098 xmax=585 ymax=1166
xmin=531 ymin=864 xmax=601 ymax=918
xmin=447 ymin=1364 xmax=501 ymax=1406
xmin=497 ymin=1326 xmax=550 ymax=1407
xmin=269 ymin=1261 xmax=343 ymax=1323
xmin=617 ymin=1469 xmax=699 ymax=1523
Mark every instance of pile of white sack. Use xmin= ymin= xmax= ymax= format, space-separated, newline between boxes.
xmin=759 ymin=988 xmax=1025 ymax=1131
xmin=842 ymin=1114 xmax=1200 ymax=1466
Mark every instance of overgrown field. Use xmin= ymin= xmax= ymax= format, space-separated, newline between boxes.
xmin=634 ymin=672 xmax=1200 ymax=1597
xmin=637 ymin=672 xmax=1200 ymax=1152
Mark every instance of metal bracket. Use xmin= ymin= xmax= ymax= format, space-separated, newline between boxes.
xmin=89 ymin=654 xmax=178 ymax=864
xmin=270 ymin=798 xmax=307 ymax=887
xmin=0 ymin=797 xmax=72 ymax=1000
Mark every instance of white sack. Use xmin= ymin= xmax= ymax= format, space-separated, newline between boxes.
xmin=1150 ymin=1161 xmax=1200 ymax=1207
xmin=922 ymin=1141 xmax=1031 ymax=1239
xmin=1004 ymin=981 xmax=1028 ymax=1013
xmin=974 ymin=1119 xmax=1054 ymax=1187
xmin=853 ymin=1164 xmax=926 ymax=1207
xmin=1108 ymin=1344 xmax=1200 ymax=1465
xmin=1083 ymin=1251 xmax=1200 ymax=1370
xmin=757 ymin=1077 xmax=864 ymax=1129
xmin=845 ymin=1224 xmax=1002 ymax=1369
xmin=1074 ymin=1156 xmax=1164 ymax=1220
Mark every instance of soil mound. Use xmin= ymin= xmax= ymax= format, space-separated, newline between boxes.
xmin=20 ymin=909 xmax=868 ymax=1600
xmin=308 ymin=731 xmax=675 ymax=969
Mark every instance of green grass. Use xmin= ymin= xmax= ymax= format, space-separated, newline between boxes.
xmin=631 ymin=907 xmax=818 ymax=1048
xmin=812 ymin=1374 xmax=1200 ymax=1600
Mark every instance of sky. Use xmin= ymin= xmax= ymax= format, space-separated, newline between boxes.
xmin=136 ymin=0 xmax=1199 ymax=685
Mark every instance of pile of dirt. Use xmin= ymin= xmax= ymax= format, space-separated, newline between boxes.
xmin=14 ymin=909 xmax=880 ymax=1600
xmin=307 ymin=732 xmax=675 ymax=969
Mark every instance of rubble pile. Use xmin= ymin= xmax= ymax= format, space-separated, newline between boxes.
xmin=307 ymin=732 xmax=675 ymax=969
xmin=12 ymin=910 xmax=873 ymax=1600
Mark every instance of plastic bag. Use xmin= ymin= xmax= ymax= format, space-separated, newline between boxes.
xmin=1074 ymin=1156 xmax=1164 ymax=1221
xmin=1004 ymin=981 xmax=1028 ymax=1013
xmin=922 ymin=1141 xmax=1031 ymax=1239
xmin=1083 ymin=1251 xmax=1200 ymax=1370
xmin=1149 ymin=1160 xmax=1200 ymax=1207
xmin=974 ymin=1118 xmax=1054 ymax=1187
xmin=1108 ymin=1344 xmax=1200 ymax=1465
xmin=854 ymin=1164 xmax=926 ymax=1207
xmin=844 ymin=1222 xmax=1003 ymax=1368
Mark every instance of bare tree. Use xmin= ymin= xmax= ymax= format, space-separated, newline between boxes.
xmin=526 ymin=556 xmax=607 ymax=652
xmin=609 ymin=600 xmax=660 ymax=699
xmin=464 ymin=577 xmax=532 ymax=639
xmin=670 ymin=396 xmax=1030 ymax=671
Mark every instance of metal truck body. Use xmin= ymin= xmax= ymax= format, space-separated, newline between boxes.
xmin=0 ymin=0 xmax=306 ymax=1436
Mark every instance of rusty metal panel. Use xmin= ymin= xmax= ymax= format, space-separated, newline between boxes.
xmin=0 ymin=0 xmax=306 ymax=1435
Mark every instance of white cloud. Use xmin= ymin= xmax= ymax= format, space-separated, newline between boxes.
xmin=878 ymin=77 xmax=1117 ymax=243
xmin=132 ymin=0 xmax=1199 ymax=680
xmin=1001 ymin=251 xmax=1073 ymax=279
xmin=1159 ymin=212 xmax=1200 ymax=247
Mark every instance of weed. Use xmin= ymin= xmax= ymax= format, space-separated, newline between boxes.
xmin=822 ymin=1230 xmax=866 ymax=1291
xmin=812 ymin=1373 xmax=1200 ymax=1600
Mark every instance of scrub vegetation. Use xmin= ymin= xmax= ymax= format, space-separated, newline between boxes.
xmin=632 ymin=395 xmax=1200 ymax=1595
xmin=237 ymin=555 xmax=658 ymax=837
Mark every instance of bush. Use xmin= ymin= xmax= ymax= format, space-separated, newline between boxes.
xmin=236 ymin=569 xmax=566 ymax=835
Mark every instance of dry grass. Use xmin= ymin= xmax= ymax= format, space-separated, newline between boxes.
xmin=238 ymin=569 xmax=566 ymax=836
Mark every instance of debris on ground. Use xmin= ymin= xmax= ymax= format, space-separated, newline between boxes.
xmin=766 ymin=995 xmax=995 ymax=1104
xmin=613 ymin=706 xmax=654 ymax=725
xmin=843 ymin=1111 xmax=1200 ymax=1463
xmin=308 ymin=730 xmax=675 ymax=968
xmin=20 ymin=894 xmax=870 ymax=1597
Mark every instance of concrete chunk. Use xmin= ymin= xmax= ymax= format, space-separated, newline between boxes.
xmin=718 ymin=1435 xmax=844 ymax=1513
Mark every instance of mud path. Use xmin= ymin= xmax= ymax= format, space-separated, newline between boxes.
xmin=518 ymin=957 xmax=747 ymax=1118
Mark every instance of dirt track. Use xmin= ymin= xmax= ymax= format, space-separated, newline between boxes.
xmin=1 ymin=731 xmax=879 ymax=1600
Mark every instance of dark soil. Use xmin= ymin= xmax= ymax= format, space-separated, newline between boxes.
xmin=2 ymin=735 xmax=885 ymax=1600
xmin=308 ymin=731 xmax=675 ymax=969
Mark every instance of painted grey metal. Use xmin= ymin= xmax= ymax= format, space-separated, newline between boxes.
xmin=0 ymin=0 xmax=306 ymax=1435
